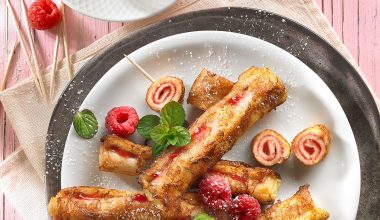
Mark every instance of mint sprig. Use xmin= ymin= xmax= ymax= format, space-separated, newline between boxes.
xmin=73 ymin=109 xmax=98 ymax=139
xmin=137 ymin=101 xmax=191 ymax=156
xmin=193 ymin=213 xmax=214 ymax=220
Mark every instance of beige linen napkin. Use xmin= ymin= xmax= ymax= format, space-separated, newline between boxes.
xmin=0 ymin=0 xmax=378 ymax=219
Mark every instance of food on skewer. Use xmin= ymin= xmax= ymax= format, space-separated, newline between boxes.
xmin=99 ymin=135 xmax=152 ymax=175
xmin=98 ymin=135 xmax=281 ymax=204
xmin=139 ymin=67 xmax=287 ymax=207
xmin=251 ymin=129 xmax=291 ymax=166
xmin=48 ymin=186 xmax=207 ymax=220
xmin=291 ymin=124 xmax=331 ymax=165
xmin=105 ymin=106 xmax=139 ymax=138
xmin=146 ymin=76 xmax=185 ymax=112
xmin=187 ymin=68 xmax=234 ymax=111
xmin=258 ymin=185 xmax=329 ymax=220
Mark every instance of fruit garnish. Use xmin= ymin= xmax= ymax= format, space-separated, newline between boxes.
xmin=230 ymin=194 xmax=261 ymax=220
xmin=105 ymin=106 xmax=139 ymax=138
xmin=193 ymin=212 xmax=214 ymax=220
xmin=137 ymin=101 xmax=190 ymax=156
xmin=73 ymin=109 xmax=98 ymax=139
xmin=28 ymin=0 xmax=61 ymax=30
xmin=199 ymin=175 xmax=232 ymax=211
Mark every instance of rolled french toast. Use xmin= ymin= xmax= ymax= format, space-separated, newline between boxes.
xmin=98 ymin=136 xmax=281 ymax=204
xmin=258 ymin=185 xmax=329 ymax=220
xmin=187 ymin=68 xmax=234 ymax=111
xmin=139 ymin=67 xmax=287 ymax=207
xmin=48 ymin=186 xmax=206 ymax=220
xmin=99 ymin=135 xmax=152 ymax=175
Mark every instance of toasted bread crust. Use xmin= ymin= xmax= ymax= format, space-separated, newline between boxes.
xmin=258 ymin=185 xmax=329 ymax=220
xmin=139 ymin=67 xmax=287 ymax=207
xmin=99 ymin=135 xmax=152 ymax=175
xmin=48 ymin=187 xmax=206 ymax=220
xmin=206 ymin=160 xmax=281 ymax=204
xmin=187 ymin=68 xmax=234 ymax=110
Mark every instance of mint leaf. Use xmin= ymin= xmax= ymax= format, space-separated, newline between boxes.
xmin=169 ymin=126 xmax=190 ymax=146
xmin=160 ymin=101 xmax=185 ymax=127
xmin=137 ymin=115 xmax=160 ymax=139
xmin=150 ymin=124 xmax=170 ymax=146
xmin=73 ymin=109 xmax=98 ymax=139
xmin=193 ymin=213 xmax=214 ymax=220
xmin=152 ymin=142 xmax=169 ymax=156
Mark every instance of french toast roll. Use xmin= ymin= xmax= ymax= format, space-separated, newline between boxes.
xmin=98 ymin=138 xmax=281 ymax=204
xmin=258 ymin=185 xmax=329 ymax=220
xmin=187 ymin=68 xmax=234 ymax=111
xmin=99 ymin=135 xmax=152 ymax=175
xmin=206 ymin=160 xmax=281 ymax=205
xmin=48 ymin=186 xmax=206 ymax=220
xmin=251 ymin=129 xmax=291 ymax=166
xmin=139 ymin=67 xmax=287 ymax=206
xmin=146 ymin=76 xmax=185 ymax=112
xmin=292 ymin=124 xmax=331 ymax=165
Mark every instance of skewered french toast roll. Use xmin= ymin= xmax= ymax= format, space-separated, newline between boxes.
xmin=205 ymin=160 xmax=281 ymax=205
xmin=99 ymin=135 xmax=152 ymax=175
xmin=139 ymin=67 xmax=287 ymax=207
xmin=48 ymin=186 xmax=206 ymax=220
xmin=258 ymin=185 xmax=329 ymax=220
xmin=98 ymin=136 xmax=281 ymax=204
xmin=146 ymin=76 xmax=185 ymax=112
xmin=187 ymin=68 xmax=234 ymax=111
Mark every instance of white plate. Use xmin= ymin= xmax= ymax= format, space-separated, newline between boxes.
xmin=62 ymin=0 xmax=176 ymax=22
xmin=61 ymin=31 xmax=360 ymax=219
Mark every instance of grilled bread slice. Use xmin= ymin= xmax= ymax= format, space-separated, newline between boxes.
xmin=206 ymin=160 xmax=281 ymax=205
xmin=48 ymin=186 xmax=206 ymax=220
xmin=258 ymin=185 xmax=329 ymax=220
xmin=187 ymin=68 xmax=234 ymax=111
xmin=139 ymin=67 xmax=287 ymax=207
xmin=98 ymin=137 xmax=281 ymax=205
xmin=99 ymin=135 xmax=152 ymax=175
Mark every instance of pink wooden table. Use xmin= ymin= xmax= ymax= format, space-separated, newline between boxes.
xmin=0 ymin=0 xmax=379 ymax=219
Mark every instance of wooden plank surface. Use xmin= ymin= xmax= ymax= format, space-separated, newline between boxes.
xmin=0 ymin=0 xmax=379 ymax=218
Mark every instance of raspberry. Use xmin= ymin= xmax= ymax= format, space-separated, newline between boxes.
xmin=28 ymin=0 xmax=61 ymax=30
xmin=105 ymin=106 xmax=139 ymax=138
xmin=199 ymin=175 xmax=232 ymax=211
xmin=230 ymin=194 xmax=261 ymax=220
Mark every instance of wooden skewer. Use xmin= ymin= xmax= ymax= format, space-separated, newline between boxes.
xmin=6 ymin=0 xmax=44 ymax=98
xmin=20 ymin=0 xmax=47 ymax=101
xmin=0 ymin=41 xmax=19 ymax=92
xmin=60 ymin=3 xmax=73 ymax=79
xmin=49 ymin=26 xmax=61 ymax=100
xmin=123 ymin=54 xmax=156 ymax=83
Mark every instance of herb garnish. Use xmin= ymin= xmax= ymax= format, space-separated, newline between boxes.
xmin=73 ymin=109 xmax=98 ymax=139
xmin=137 ymin=101 xmax=190 ymax=156
xmin=193 ymin=213 xmax=214 ymax=220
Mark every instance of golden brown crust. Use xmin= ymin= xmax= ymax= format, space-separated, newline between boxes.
xmin=206 ymin=160 xmax=281 ymax=204
xmin=187 ymin=68 xmax=234 ymax=110
xmin=99 ymin=135 xmax=152 ymax=175
xmin=139 ymin=67 xmax=287 ymax=207
xmin=98 ymin=138 xmax=281 ymax=204
xmin=291 ymin=124 xmax=331 ymax=166
xmin=48 ymin=187 xmax=206 ymax=220
xmin=258 ymin=185 xmax=329 ymax=220
xmin=146 ymin=76 xmax=185 ymax=112
xmin=251 ymin=129 xmax=291 ymax=166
